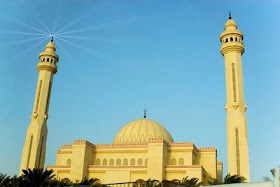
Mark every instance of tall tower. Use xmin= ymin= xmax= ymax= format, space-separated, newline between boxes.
xmin=19 ymin=39 xmax=59 ymax=174
xmin=220 ymin=15 xmax=250 ymax=181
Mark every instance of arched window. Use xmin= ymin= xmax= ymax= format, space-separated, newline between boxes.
xmin=171 ymin=158 xmax=177 ymax=165
xmin=51 ymin=59 xmax=53 ymax=63
xmin=235 ymin=37 xmax=238 ymax=41
xmin=225 ymin=38 xmax=228 ymax=43
xmin=66 ymin=159 xmax=71 ymax=166
xmin=96 ymin=159 xmax=101 ymax=165
xmin=230 ymin=37 xmax=233 ymax=42
xmin=130 ymin=158 xmax=135 ymax=166
xmin=102 ymin=159 xmax=107 ymax=166
xmin=47 ymin=58 xmax=49 ymax=62
xmin=123 ymin=159 xmax=128 ymax=166
xmin=116 ymin=159 xmax=121 ymax=166
xmin=145 ymin=158 xmax=148 ymax=165
xmin=109 ymin=159 xmax=114 ymax=166
xmin=43 ymin=58 xmax=45 ymax=62
xmin=137 ymin=158 xmax=143 ymax=166
xmin=179 ymin=158 xmax=184 ymax=165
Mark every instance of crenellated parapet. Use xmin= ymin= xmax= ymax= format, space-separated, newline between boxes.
xmin=198 ymin=147 xmax=217 ymax=152
xmin=168 ymin=142 xmax=194 ymax=147
xmin=96 ymin=143 xmax=148 ymax=149
xmin=73 ymin=139 xmax=95 ymax=148
xmin=61 ymin=144 xmax=73 ymax=149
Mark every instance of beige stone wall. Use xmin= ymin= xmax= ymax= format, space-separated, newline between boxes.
xmin=168 ymin=144 xmax=194 ymax=166
xmin=196 ymin=149 xmax=217 ymax=179
xmin=93 ymin=145 xmax=148 ymax=167
xmin=217 ymin=161 xmax=223 ymax=182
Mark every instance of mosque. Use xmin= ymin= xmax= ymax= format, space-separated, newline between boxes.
xmin=19 ymin=16 xmax=250 ymax=185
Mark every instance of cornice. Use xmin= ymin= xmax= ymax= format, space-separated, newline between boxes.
xmin=220 ymin=44 xmax=245 ymax=56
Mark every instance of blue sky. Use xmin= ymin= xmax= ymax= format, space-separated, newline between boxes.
xmin=0 ymin=0 xmax=279 ymax=182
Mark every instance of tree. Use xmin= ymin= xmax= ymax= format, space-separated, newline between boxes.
xmin=144 ymin=179 xmax=160 ymax=187
xmin=79 ymin=178 xmax=100 ymax=186
xmin=0 ymin=173 xmax=10 ymax=186
xmin=180 ymin=176 xmax=202 ymax=187
xmin=207 ymin=177 xmax=222 ymax=185
xmin=223 ymin=173 xmax=246 ymax=184
xmin=264 ymin=167 xmax=280 ymax=181
xmin=49 ymin=178 xmax=73 ymax=187
xmin=208 ymin=173 xmax=246 ymax=185
xmin=21 ymin=168 xmax=56 ymax=187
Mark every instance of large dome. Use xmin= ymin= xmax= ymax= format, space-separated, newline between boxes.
xmin=113 ymin=118 xmax=174 ymax=144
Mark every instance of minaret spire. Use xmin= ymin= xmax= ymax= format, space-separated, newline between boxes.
xmin=220 ymin=16 xmax=250 ymax=181
xmin=19 ymin=40 xmax=59 ymax=174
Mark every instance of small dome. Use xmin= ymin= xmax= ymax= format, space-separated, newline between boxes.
xmin=225 ymin=19 xmax=237 ymax=30
xmin=113 ymin=118 xmax=174 ymax=144
xmin=46 ymin=41 xmax=56 ymax=49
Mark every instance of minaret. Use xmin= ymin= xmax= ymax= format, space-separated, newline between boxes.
xmin=19 ymin=38 xmax=59 ymax=174
xmin=220 ymin=14 xmax=250 ymax=181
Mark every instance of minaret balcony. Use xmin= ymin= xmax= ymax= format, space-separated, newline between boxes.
xmin=37 ymin=62 xmax=58 ymax=73
xmin=220 ymin=43 xmax=245 ymax=56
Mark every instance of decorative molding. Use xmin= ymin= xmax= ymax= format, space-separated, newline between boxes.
xmin=32 ymin=112 xmax=38 ymax=119
xmin=88 ymin=165 xmax=147 ymax=169
xmin=220 ymin=45 xmax=245 ymax=56
xmin=168 ymin=142 xmax=194 ymax=147
xmin=47 ymin=165 xmax=70 ymax=169
xmin=198 ymin=147 xmax=217 ymax=152
xmin=37 ymin=63 xmax=57 ymax=73
xmin=61 ymin=145 xmax=72 ymax=149
xmin=233 ymin=104 xmax=239 ymax=110
xmin=166 ymin=165 xmax=202 ymax=169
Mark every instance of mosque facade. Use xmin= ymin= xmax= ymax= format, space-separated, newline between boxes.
xmin=19 ymin=16 xmax=250 ymax=184
xmin=47 ymin=118 xmax=223 ymax=184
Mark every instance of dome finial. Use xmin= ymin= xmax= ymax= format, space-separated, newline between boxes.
xmin=143 ymin=109 xmax=147 ymax=119
xmin=228 ymin=11 xmax=232 ymax=19
xmin=50 ymin=35 xmax=54 ymax=42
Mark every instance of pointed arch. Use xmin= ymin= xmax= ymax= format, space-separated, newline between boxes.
xmin=123 ymin=158 xmax=128 ymax=166
xmin=145 ymin=158 xmax=148 ymax=165
xmin=109 ymin=159 xmax=114 ymax=166
xmin=171 ymin=158 xmax=177 ymax=165
xmin=96 ymin=159 xmax=101 ymax=165
xmin=116 ymin=158 xmax=121 ymax=166
xmin=137 ymin=158 xmax=143 ymax=166
xmin=66 ymin=159 xmax=71 ymax=166
xmin=102 ymin=159 xmax=107 ymax=166
xmin=130 ymin=158 xmax=135 ymax=166
xmin=179 ymin=158 xmax=184 ymax=165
